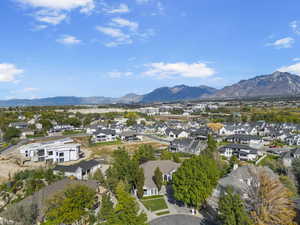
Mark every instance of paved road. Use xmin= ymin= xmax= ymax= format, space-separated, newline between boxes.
xmin=150 ymin=215 xmax=216 ymax=225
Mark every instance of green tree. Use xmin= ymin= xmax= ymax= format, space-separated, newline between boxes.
xmin=106 ymin=182 xmax=148 ymax=225
xmin=153 ymin=167 xmax=163 ymax=192
xmin=43 ymin=184 xmax=96 ymax=225
xmin=39 ymin=119 xmax=53 ymax=131
xmin=172 ymin=155 xmax=219 ymax=210
xmin=3 ymin=127 xmax=21 ymax=141
xmin=218 ymin=187 xmax=252 ymax=225
xmin=136 ymin=167 xmax=145 ymax=199
xmin=106 ymin=148 xmax=139 ymax=192
xmin=292 ymin=158 xmax=300 ymax=192
xmin=93 ymin=168 xmax=107 ymax=187
xmin=160 ymin=150 xmax=173 ymax=160
xmin=98 ymin=193 xmax=114 ymax=223
xmin=133 ymin=144 xmax=155 ymax=164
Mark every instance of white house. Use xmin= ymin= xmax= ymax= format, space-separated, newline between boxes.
xmin=92 ymin=129 xmax=117 ymax=143
xmin=19 ymin=138 xmax=80 ymax=163
xmin=165 ymin=128 xmax=189 ymax=139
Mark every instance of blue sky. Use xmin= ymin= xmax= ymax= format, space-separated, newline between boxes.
xmin=1 ymin=0 xmax=300 ymax=99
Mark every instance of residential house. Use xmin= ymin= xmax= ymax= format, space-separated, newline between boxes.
xmin=208 ymin=165 xmax=276 ymax=211
xmin=164 ymin=128 xmax=189 ymax=139
xmin=92 ymin=129 xmax=117 ymax=143
xmin=224 ymin=134 xmax=264 ymax=148
xmin=219 ymin=144 xmax=260 ymax=161
xmin=169 ymin=138 xmax=207 ymax=155
xmin=120 ymin=131 xmax=141 ymax=141
xmin=20 ymin=128 xmax=34 ymax=139
xmin=139 ymin=160 xmax=180 ymax=197
xmin=19 ymin=138 xmax=80 ymax=163
xmin=3 ymin=179 xmax=99 ymax=223
xmin=9 ymin=122 xmax=28 ymax=129
xmin=53 ymin=159 xmax=102 ymax=180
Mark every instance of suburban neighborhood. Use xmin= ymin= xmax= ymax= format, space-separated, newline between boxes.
xmin=0 ymin=100 xmax=299 ymax=225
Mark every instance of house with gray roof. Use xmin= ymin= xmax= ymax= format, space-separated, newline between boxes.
xmin=208 ymin=165 xmax=276 ymax=211
xmin=164 ymin=128 xmax=189 ymax=139
xmin=139 ymin=160 xmax=180 ymax=197
xmin=169 ymin=138 xmax=207 ymax=155
xmin=92 ymin=129 xmax=117 ymax=143
xmin=219 ymin=144 xmax=260 ymax=161
xmin=2 ymin=179 xmax=99 ymax=223
xmin=53 ymin=159 xmax=102 ymax=180
xmin=224 ymin=134 xmax=263 ymax=148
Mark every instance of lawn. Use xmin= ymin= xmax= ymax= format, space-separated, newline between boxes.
xmin=141 ymin=197 xmax=168 ymax=212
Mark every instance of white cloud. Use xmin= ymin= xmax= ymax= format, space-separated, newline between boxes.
xmin=108 ymin=71 xmax=133 ymax=78
xmin=278 ymin=62 xmax=300 ymax=75
xmin=111 ymin=17 xmax=139 ymax=31
xmin=35 ymin=9 xmax=67 ymax=25
xmin=56 ymin=35 xmax=81 ymax=45
xmin=143 ymin=62 xmax=216 ymax=79
xmin=18 ymin=0 xmax=95 ymax=11
xmin=293 ymin=58 xmax=300 ymax=61
xmin=18 ymin=0 xmax=95 ymax=25
xmin=290 ymin=20 xmax=300 ymax=35
xmin=96 ymin=26 xmax=132 ymax=47
xmin=104 ymin=3 xmax=130 ymax=14
xmin=0 ymin=63 xmax=24 ymax=82
xmin=268 ymin=37 xmax=295 ymax=49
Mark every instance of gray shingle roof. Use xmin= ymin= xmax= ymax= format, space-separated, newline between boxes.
xmin=53 ymin=159 xmax=100 ymax=173
xmin=141 ymin=160 xmax=180 ymax=189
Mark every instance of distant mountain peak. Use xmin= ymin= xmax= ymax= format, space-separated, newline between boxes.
xmin=206 ymin=71 xmax=300 ymax=99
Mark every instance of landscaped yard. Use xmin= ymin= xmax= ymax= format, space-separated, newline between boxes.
xmin=141 ymin=197 xmax=168 ymax=212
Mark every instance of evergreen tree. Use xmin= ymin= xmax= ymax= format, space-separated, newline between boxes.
xmin=98 ymin=194 xmax=114 ymax=223
xmin=136 ymin=167 xmax=145 ymax=199
xmin=218 ymin=187 xmax=252 ymax=225
xmin=153 ymin=167 xmax=163 ymax=192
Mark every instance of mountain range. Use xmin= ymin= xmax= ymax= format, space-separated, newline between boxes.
xmin=1 ymin=71 xmax=300 ymax=107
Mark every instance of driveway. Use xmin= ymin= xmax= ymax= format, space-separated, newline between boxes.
xmin=150 ymin=214 xmax=216 ymax=225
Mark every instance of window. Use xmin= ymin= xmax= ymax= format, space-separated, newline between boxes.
xmin=48 ymin=151 xmax=53 ymax=156
xmin=59 ymin=158 xmax=64 ymax=163
xmin=59 ymin=152 xmax=64 ymax=157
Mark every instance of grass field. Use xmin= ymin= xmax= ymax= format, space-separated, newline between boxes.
xmin=141 ymin=197 xmax=168 ymax=212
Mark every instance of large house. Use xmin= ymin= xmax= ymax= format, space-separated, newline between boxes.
xmin=92 ymin=129 xmax=117 ymax=143
xmin=3 ymin=179 xmax=99 ymax=223
xmin=164 ymin=128 xmax=189 ymax=139
xmin=19 ymin=138 xmax=80 ymax=163
xmin=224 ymin=134 xmax=264 ymax=148
xmin=219 ymin=144 xmax=260 ymax=161
xmin=139 ymin=160 xmax=180 ymax=197
xmin=169 ymin=138 xmax=207 ymax=155
xmin=53 ymin=159 xmax=102 ymax=180
xmin=208 ymin=165 xmax=276 ymax=211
